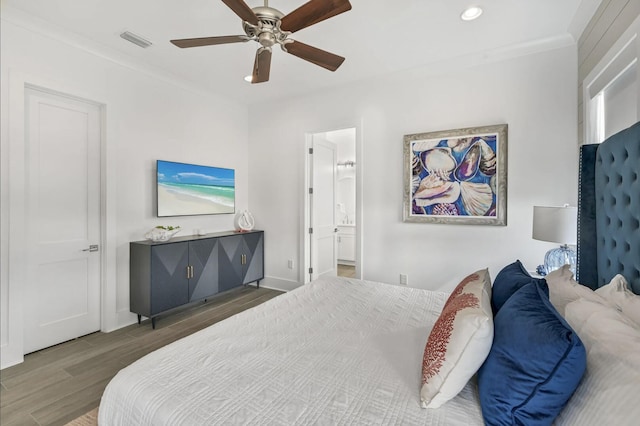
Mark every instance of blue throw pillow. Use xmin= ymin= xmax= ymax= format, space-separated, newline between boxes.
xmin=478 ymin=282 xmax=586 ymax=426
xmin=491 ymin=260 xmax=545 ymax=314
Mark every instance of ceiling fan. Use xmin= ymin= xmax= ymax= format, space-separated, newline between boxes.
xmin=170 ymin=0 xmax=352 ymax=84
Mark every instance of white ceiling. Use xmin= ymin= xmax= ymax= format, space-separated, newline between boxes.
xmin=3 ymin=0 xmax=597 ymax=105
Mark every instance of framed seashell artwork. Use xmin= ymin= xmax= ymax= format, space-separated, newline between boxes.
xmin=403 ymin=124 xmax=507 ymax=225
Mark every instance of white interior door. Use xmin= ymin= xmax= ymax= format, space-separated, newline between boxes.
xmin=310 ymin=137 xmax=337 ymax=280
xmin=23 ymin=87 xmax=101 ymax=354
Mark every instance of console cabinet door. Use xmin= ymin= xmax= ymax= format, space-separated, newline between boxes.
xmin=242 ymin=232 xmax=264 ymax=284
xmin=218 ymin=235 xmax=244 ymax=292
xmin=337 ymin=234 xmax=355 ymax=262
xmin=150 ymin=242 xmax=189 ymax=315
xmin=188 ymin=238 xmax=219 ymax=302
xmin=215 ymin=232 xmax=264 ymax=290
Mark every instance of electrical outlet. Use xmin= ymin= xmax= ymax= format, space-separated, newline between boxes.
xmin=288 ymin=259 xmax=294 ymax=269
xmin=400 ymin=274 xmax=408 ymax=285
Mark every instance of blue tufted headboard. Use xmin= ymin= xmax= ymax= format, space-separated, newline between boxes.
xmin=577 ymin=121 xmax=640 ymax=295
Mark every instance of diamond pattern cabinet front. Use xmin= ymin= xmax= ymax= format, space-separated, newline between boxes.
xmin=150 ymin=242 xmax=190 ymax=315
xmin=217 ymin=232 xmax=264 ymax=291
xmin=188 ymin=238 xmax=219 ymax=301
xmin=129 ymin=230 xmax=264 ymax=327
xmin=129 ymin=241 xmax=190 ymax=319
xmin=242 ymin=231 xmax=264 ymax=285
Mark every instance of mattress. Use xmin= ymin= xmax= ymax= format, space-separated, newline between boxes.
xmin=99 ymin=277 xmax=484 ymax=425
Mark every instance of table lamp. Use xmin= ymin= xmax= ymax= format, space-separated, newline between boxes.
xmin=532 ymin=205 xmax=577 ymax=276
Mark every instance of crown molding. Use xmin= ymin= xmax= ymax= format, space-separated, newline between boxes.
xmin=1 ymin=3 xmax=578 ymax=108
xmin=0 ymin=4 xmax=245 ymax=108
xmin=569 ymin=0 xmax=604 ymax=41
xmin=480 ymin=33 xmax=576 ymax=63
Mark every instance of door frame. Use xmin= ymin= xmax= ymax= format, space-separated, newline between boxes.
xmin=3 ymin=70 xmax=111 ymax=367
xmin=301 ymin=123 xmax=363 ymax=284
xmin=23 ymin=85 xmax=103 ymax=353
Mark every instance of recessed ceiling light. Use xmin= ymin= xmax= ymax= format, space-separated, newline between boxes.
xmin=461 ymin=6 xmax=483 ymax=21
xmin=244 ymin=75 xmax=253 ymax=83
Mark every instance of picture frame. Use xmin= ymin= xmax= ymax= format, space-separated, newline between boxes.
xmin=403 ymin=124 xmax=508 ymax=225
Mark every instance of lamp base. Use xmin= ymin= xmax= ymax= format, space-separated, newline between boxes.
xmin=538 ymin=244 xmax=576 ymax=276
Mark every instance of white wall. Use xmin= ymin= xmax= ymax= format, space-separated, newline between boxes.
xmin=249 ymin=45 xmax=578 ymax=291
xmin=1 ymin=17 xmax=249 ymax=368
xmin=330 ymin=129 xmax=357 ymax=226
xmin=0 ymin=9 xmax=580 ymax=369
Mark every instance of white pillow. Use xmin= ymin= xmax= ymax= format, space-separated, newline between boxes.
xmin=556 ymin=299 xmax=640 ymax=425
xmin=544 ymin=264 xmax=605 ymax=316
xmin=420 ymin=268 xmax=493 ymax=408
xmin=595 ymin=274 xmax=640 ymax=327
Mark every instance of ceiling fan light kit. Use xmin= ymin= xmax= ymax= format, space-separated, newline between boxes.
xmin=171 ymin=0 xmax=352 ymax=84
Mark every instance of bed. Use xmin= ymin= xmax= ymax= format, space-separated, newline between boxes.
xmin=99 ymin=122 xmax=640 ymax=425
xmin=98 ymin=277 xmax=484 ymax=425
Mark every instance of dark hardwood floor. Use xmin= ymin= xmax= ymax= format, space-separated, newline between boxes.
xmin=0 ymin=286 xmax=283 ymax=426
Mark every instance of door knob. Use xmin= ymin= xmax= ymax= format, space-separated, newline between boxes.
xmin=82 ymin=245 xmax=99 ymax=252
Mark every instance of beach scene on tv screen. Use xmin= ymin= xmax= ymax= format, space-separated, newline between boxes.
xmin=157 ymin=161 xmax=235 ymax=216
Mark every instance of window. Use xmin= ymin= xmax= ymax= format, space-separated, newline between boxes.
xmin=584 ymin=17 xmax=640 ymax=144
xmin=603 ymin=61 xmax=638 ymax=139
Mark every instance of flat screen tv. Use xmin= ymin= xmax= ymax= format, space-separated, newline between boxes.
xmin=156 ymin=160 xmax=235 ymax=217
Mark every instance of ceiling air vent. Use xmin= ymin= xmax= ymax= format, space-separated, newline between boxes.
xmin=120 ymin=31 xmax=153 ymax=48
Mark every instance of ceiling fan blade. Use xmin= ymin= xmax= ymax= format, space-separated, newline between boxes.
xmin=280 ymin=0 xmax=352 ymax=33
xmin=171 ymin=35 xmax=249 ymax=48
xmin=221 ymin=0 xmax=259 ymax=26
xmin=284 ymin=40 xmax=345 ymax=71
xmin=252 ymin=48 xmax=272 ymax=84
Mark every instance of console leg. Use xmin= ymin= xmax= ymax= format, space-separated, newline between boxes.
xmin=137 ymin=314 xmax=141 ymax=324
xmin=257 ymin=280 xmax=260 ymax=289
xmin=152 ymin=317 xmax=156 ymax=329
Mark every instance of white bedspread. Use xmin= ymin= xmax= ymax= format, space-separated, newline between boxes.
xmin=99 ymin=277 xmax=484 ymax=425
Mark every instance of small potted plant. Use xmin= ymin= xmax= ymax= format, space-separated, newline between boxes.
xmin=145 ymin=225 xmax=181 ymax=242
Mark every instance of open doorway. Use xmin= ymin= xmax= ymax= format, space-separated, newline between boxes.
xmin=304 ymin=127 xmax=360 ymax=283
xmin=334 ymin=130 xmax=357 ymax=278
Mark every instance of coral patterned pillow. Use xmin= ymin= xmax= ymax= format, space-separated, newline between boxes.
xmin=420 ymin=269 xmax=493 ymax=408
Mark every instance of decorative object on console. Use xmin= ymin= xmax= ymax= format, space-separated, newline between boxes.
xmin=420 ymin=268 xmax=493 ymax=408
xmin=234 ymin=209 xmax=255 ymax=232
xmin=403 ymin=124 xmax=507 ymax=225
xmin=144 ymin=225 xmax=181 ymax=242
xmin=532 ymin=204 xmax=577 ymax=276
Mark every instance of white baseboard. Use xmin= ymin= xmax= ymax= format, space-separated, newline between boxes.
xmin=252 ymin=276 xmax=302 ymax=292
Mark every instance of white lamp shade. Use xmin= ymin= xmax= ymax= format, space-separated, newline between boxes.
xmin=532 ymin=205 xmax=577 ymax=245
